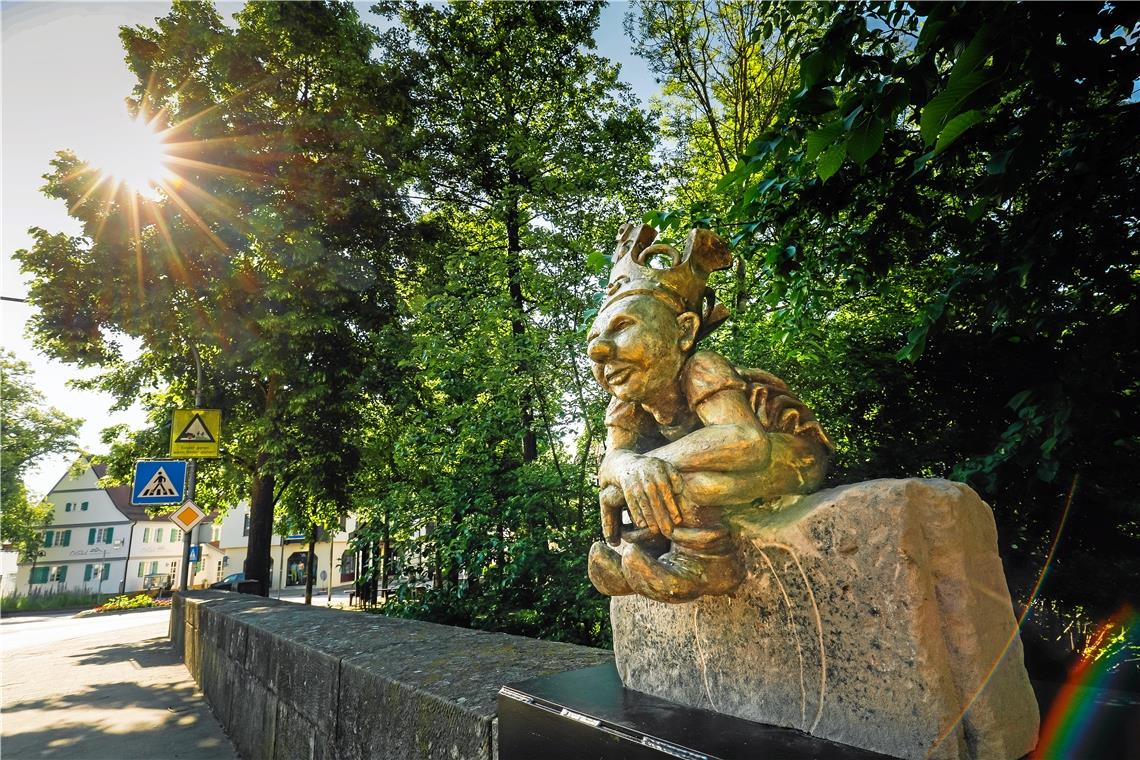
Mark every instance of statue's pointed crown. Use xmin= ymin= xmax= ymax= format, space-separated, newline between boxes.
xmin=603 ymin=223 xmax=733 ymax=340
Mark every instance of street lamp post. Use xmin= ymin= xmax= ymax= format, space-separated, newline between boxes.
xmin=179 ymin=345 xmax=203 ymax=592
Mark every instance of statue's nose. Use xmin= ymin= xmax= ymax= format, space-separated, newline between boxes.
xmin=588 ymin=338 xmax=613 ymax=363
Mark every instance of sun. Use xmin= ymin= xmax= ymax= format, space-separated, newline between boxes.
xmin=84 ymin=113 xmax=172 ymax=199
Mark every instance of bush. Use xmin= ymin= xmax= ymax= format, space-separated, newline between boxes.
xmin=95 ymin=593 xmax=166 ymax=612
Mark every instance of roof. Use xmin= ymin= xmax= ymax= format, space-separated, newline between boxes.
xmin=106 ymin=484 xmax=149 ymax=522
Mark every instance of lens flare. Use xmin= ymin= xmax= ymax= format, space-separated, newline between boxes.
xmin=84 ymin=113 xmax=171 ymax=199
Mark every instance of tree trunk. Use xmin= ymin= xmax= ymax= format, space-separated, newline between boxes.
xmin=304 ymin=532 xmax=315 ymax=605
xmin=506 ymin=195 xmax=538 ymax=464
xmin=245 ymin=463 xmax=275 ymax=597
xmin=380 ymin=514 xmax=390 ymax=603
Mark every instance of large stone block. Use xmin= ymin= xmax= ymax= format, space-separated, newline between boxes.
xmin=612 ymin=478 xmax=1039 ymax=760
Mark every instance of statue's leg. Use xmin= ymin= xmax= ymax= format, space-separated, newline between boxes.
xmin=621 ymin=506 xmax=743 ymax=603
xmin=589 ymin=532 xmax=670 ymax=597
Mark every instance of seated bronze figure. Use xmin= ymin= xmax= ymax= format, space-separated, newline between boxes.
xmin=586 ymin=224 xmax=834 ymax=603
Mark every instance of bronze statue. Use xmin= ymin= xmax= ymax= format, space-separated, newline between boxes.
xmin=586 ymin=224 xmax=833 ymax=603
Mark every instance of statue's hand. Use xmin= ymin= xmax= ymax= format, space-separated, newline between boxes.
xmin=618 ymin=456 xmax=685 ymax=537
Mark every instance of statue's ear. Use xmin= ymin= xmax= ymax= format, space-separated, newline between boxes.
xmin=676 ymin=312 xmax=701 ymax=351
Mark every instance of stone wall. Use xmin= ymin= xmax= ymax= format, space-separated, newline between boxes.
xmin=170 ymin=591 xmax=613 ymax=760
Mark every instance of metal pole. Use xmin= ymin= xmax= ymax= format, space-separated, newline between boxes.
xmin=178 ymin=345 xmax=203 ymax=591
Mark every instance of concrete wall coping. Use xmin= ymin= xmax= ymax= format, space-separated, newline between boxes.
xmin=172 ymin=590 xmax=613 ymax=759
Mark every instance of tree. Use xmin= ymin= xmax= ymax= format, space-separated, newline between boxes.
xmin=15 ymin=1 xmax=415 ymax=593
xmin=0 ymin=352 xmax=81 ymax=562
xmin=357 ymin=1 xmax=658 ymax=643
xmin=675 ymin=2 xmax=1140 ymax=612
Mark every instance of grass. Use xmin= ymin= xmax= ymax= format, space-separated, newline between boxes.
xmin=0 ymin=589 xmax=113 ymax=612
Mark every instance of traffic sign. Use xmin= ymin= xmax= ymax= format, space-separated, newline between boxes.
xmin=189 ymin=545 xmax=201 ymax=562
xmin=170 ymin=409 xmax=222 ymax=458
xmin=170 ymin=500 xmax=207 ymax=533
xmin=132 ymin=460 xmax=188 ymax=506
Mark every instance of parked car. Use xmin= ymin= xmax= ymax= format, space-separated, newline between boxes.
xmin=210 ymin=572 xmax=245 ymax=591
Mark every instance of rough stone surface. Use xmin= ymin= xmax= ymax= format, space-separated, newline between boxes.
xmin=171 ymin=591 xmax=614 ymax=760
xmin=612 ymin=478 xmax=1039 ymax=760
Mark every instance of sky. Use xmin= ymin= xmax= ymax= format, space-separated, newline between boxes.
xmin=1 ymin=1 xmax=657 ymax=498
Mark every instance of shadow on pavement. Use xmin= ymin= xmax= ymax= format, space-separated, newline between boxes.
xmin=3 ymin=634 xmax=236 ymax=759
xmin=68 ymin=635 xmax=182 ymax=668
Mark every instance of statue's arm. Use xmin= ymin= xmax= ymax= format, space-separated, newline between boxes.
xmin=647 ymin=387 xmax=826 ymax=505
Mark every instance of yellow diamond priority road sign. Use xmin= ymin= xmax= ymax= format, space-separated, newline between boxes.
xmin=170 ymin=408 xmax=221 ymax=458
xmin=170 ymin=499 xmax=207 ymax=533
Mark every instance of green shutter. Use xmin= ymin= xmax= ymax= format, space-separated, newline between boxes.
xmin=81 ymin=501 xmax=88 ymax=510
xmin=44 ymin=531 xmax=54 ymax=548
xmin=143 ymin=528 xmax=149 ymax=543
xmin=88 ymin=528 xmax=96 ymax=545
xmin=30 ymin=567 xmax=48 ymax=584
xmin=137 ymin=562 xmax=144 ymax=578
xmin=104 ymin=527 xmax=114 ymax=544
xmin=65 ymin=502 xmax=71 ymax=512
xmin=57 ymin=566 xmax=68 ymax=582
xmin=170 ymin=528 xmax=178 ymax=543
xmin=84 ymin=565 xmax=93 ymax=581
xmin=61 ymin=530 xmax=71 ymax=547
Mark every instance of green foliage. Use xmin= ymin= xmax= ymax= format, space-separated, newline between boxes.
xmin=97 ymin=593 xmax=166 ymax=611
xmin=0 ymin=351 xmax=80 ymax=562
xmin=0 ymin=590 xmax=107 ymax=612
xmin=660 ymin=1 xmax=1140 ymax=614
xmin=15 ymin=1 xmax=417 ymax=585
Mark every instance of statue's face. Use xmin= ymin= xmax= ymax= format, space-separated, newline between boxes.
xmin=586 ymin=295 xmax=698 ymax=403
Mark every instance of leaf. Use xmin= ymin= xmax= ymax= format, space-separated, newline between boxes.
xmin=932 ymin=109 xmax=982 ymax=156
xmin=794 ymin=87 xmax=838 ymax=115
xmin=800 ymin=50 xmax=833 ymax=89
xmin=817 ymin=141 xmax=846 ymax=182
xmin=986 ymin=149 xmax=1013 ymax=175
xmin=920 ymin=71 xmax=987 ymax=145
xmin=585 ymin=250 xmax=610 ymax=274
xmin=842 ymin=105 xmax=865 ymax=130
xmin=948 ymin=28 xmax=993 ymax=87
xmin=1007 ymin=389 xmax=1033 ymax=411
xmin=848 ymin=117 xmax=885 ymax=165
xmin=804 ymin=121 xmax=844 ymax=161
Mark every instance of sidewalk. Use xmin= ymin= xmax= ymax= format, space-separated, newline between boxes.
xmin=1 ymin=608 xmax=237 ymax=759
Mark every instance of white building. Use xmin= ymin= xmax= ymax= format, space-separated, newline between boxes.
xmin=15 ymin=456 xmax=359 ymax=596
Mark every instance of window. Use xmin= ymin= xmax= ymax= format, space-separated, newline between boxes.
xmin=211 ymin=525 xmax=221 ymax=542
xmin=88 ymin=528 xmax=114 ymax=545
xmin=81 ymin=501 xmax=88 ymax=511
xmin=43 ymin=531 xmax=54 ymax=548
xmin=65 ymin=502 xmax=72 ymax=512
xmin=149 ymin=561 xmax=158 ymax=575
xmin=49 ymin=566 xmax=67 ymax=582
xmin=30 ymin=567 xmax=49 ymax=584
xmin=143 ymin=528 xmax=150 ymax=543
xmin=138 ymin=562 xmax=145 ymax=578
xmin=60 ymin=530 xmax=71 ymax=547
xmin=243 ymin=514 xmax=250 ymax=537
xmin=170 ymin=528 xmax=178 ymax=543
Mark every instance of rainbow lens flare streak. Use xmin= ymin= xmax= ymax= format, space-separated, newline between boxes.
xmin=1033 ymin=605 xmax=1138 ymax=759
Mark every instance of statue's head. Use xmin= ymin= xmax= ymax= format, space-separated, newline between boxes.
xmin=586 ymin=224 xmax=732 ymax=402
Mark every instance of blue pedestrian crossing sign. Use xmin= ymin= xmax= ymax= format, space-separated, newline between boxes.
xmin=131 ymin=460 xmax=188 ymax=506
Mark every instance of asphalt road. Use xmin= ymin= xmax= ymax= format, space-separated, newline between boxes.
xmin=1 ymin=608 xmax=238 ymax=759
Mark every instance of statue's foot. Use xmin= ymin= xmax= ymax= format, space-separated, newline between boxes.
xmin=623 ymin=541 xmax=744 ymax=604
xmin=588 ymin=541 xmax=633 ymax=596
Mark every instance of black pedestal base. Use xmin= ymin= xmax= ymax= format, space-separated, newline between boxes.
xmin=498 ymin=663 xmax=890 ymax=760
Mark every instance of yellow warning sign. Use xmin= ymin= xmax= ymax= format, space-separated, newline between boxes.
xmin=170 ymin=499 xmax=207 ymax=532
xmin=170 ymin=409 xmax=221 ymax=458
